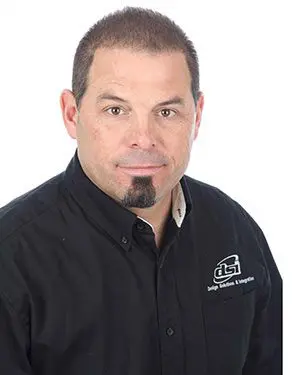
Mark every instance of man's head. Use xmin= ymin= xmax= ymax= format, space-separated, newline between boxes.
xmin=60 ymin=6 xmax=204 ymax=210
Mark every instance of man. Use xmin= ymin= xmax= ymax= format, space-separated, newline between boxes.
xmin=0 ymin=6 xmax=282 ymax=375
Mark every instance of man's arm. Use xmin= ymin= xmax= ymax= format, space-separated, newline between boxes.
xmin=0 ymin=292 xmax=33 ymax=374
xmin=242 ymin=222 xmax=282 ymax=374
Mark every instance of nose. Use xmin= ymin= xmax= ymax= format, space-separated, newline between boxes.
xmin=128 ymin=119 xmax=158 ymax=149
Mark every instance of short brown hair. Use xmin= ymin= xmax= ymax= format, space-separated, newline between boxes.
xmin=72 ymin=6 xmax=200 ymax=110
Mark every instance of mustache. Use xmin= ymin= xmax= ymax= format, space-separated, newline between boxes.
xmin=116 ymin=150 xmax=168 ymax=166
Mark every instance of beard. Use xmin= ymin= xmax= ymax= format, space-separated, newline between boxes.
xmin=121 ymin=176 xmax=156 ymax=208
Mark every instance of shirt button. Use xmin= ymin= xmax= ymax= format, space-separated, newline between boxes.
xmin=136 ymin=222 xmax=145 ymax=230
xmin=121 ymin=236 xmax=128 ymax=244
xmin=166 ymin=327 xmax=175 ymax=336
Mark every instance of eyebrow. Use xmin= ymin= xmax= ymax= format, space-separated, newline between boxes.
xmin=96 ymin=92 xmax=185 ymax=107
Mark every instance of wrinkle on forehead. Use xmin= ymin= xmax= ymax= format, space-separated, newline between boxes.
xmin=88 ymin=48 xmax=191 ymax=89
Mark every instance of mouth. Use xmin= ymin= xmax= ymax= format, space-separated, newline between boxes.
xmin=117 ymin=165 xmax=164 ymax=176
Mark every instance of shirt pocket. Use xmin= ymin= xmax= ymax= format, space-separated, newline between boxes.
xmin=201 ymin=282 xmax=257 ymax=375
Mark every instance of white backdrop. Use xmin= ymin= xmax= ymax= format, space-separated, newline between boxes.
xmin=0 ymin=0 xmax=298 ymax=371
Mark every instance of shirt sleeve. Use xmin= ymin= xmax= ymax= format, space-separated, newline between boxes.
xmin=0 ymin=291 xmax=33 ymax=374
xmin=242 ymin=220 xmax=282 ymax=375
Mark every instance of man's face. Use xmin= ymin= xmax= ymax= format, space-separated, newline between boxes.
xmin=62 ymin=47 xmax=203 ymax=209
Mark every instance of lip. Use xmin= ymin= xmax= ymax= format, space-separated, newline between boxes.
xmin=118 ymin=165 xmax=164 ymax=176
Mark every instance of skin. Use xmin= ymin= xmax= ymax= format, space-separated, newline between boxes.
xmin=60 ymin=47 xmax=204 ymax=247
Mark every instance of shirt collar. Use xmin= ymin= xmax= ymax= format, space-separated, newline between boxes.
xmin=137 ymin=180 xmax=186 ymax=230
xmin=63 ymin=149 xmax=193 ymax=251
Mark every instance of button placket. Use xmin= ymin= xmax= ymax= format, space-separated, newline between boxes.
xmin=156 ymin=252 xmax=184 ymax=374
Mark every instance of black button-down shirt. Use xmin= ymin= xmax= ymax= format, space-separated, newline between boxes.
xmin=0 ymin=150 xmax=282 ymax=375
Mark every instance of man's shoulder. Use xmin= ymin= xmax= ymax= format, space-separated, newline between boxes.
xmin=184 ymin=174 xmax=240 ymax=210
xmin=0 ymin=172 xmax=65 ymax=244
xmin=184 ymin=174 xmax=259 ymax=232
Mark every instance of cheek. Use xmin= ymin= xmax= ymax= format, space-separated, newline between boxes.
xmin=88 ymin=124 xmax=103 ymax=142
xmin=172 ymin=130 xmax=192 ymax=156
xmin=166 ymin=139 xmax=191 ymax=176
xmin=85 ymin=124 xmax=109 ymax=148
xmin=87 ymin=127 xmax=122 ymax=164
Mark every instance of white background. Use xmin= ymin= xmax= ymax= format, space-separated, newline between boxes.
xmin=0 ymin=0 xmax=299 ymax=371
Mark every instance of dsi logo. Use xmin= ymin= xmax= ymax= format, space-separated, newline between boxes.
xmin=213 ymin=254 xmax=241 ymax=284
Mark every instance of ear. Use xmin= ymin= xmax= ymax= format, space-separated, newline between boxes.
xmin=59 ymin=89 xmax=78 ymax=140
xmin=193 ymin=91 xmax=204 ymax=140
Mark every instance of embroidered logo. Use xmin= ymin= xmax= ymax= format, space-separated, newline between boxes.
xmin=207 ymin=253 xmax=255 ymax=292
xmin=213 ymin=254 xmax=241 ymax=284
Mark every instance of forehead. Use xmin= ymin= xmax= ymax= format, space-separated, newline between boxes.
xmin=88 ymin=47 xmax=191 ymax=94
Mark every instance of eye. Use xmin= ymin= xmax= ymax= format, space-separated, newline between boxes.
xmin=159 ymin=108 xmax=177 ymax=118
xmin=105 ymin=106 xmax=125 ymax=116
